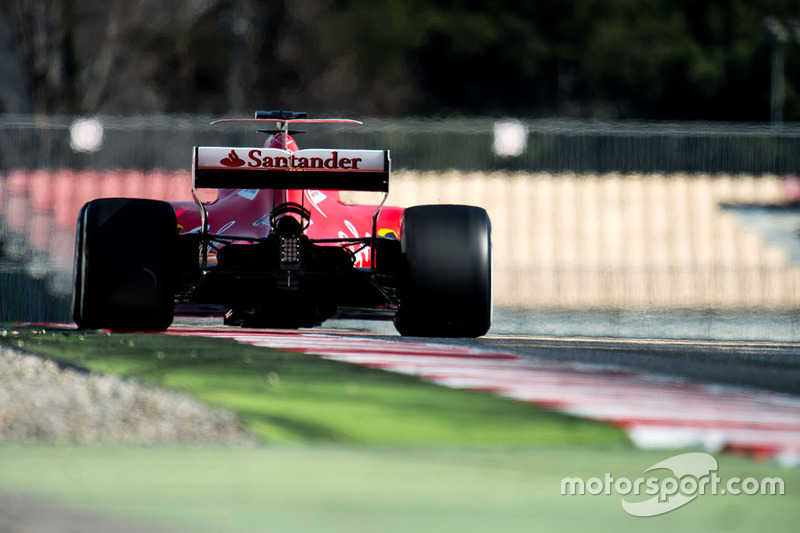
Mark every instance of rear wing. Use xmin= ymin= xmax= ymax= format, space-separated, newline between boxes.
xmin=193 ymin=147 xmax=390 ymax=192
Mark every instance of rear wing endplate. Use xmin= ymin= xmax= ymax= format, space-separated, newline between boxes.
xmin=193 ymin=147 xmax=390 ymax=192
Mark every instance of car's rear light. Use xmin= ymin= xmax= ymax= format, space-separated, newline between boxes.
xmin=280 ymin=236 xmax=301 ymax=270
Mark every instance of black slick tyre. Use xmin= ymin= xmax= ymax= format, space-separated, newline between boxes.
xmin=394 ymin=204 xmax=492 ymax=337
xmin=72 ymin=198 xmax=176 ymax=331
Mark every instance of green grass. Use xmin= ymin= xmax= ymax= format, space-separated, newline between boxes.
xmin=0 ymin=445 xmax=796 ymax=533
xmin=0 ymin=326 xmax=628 ymax=447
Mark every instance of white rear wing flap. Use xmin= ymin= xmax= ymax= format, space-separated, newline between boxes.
xmin=193 ymin=147 xmax=390 ymax=192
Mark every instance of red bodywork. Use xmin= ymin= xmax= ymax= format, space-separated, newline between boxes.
xmin=172 ymin=132 xmax=403 ymax=269
xmin=166 ymin=123 xmax=407 ymax=326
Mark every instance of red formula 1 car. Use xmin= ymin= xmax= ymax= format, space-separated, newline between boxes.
xmin=72 ymin=111 xmax=492 ymax=337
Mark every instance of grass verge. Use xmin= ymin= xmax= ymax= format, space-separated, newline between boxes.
xmin=0 ymin=325 xmax=628 ymax=446
xmin=0 ymin=445 xmax=797 ymax=533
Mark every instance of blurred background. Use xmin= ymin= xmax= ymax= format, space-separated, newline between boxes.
xmin=2 ymin=0 xmax=800 ymax=336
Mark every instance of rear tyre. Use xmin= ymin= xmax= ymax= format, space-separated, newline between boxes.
xmin=72 ymin=198 xmax=176 ymax=331
xmin=394 ymin=205 xmax=492 ymax=337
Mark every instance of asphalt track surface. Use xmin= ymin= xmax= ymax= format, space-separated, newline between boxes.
xmin=324 ymin=326 xmax=800 ymax=397
xmin=456 ymin=336 xmax=800 ymax=396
